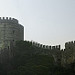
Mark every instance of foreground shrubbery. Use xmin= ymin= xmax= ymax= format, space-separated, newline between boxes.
xmin=0 ymin=41 xmax=75 ymax=75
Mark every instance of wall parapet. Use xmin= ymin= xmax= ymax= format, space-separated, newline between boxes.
xmin=65 ymin=41 xmax=75 ymax=45
xmin=31 ymin=41 xmax=61 ymax=50
xmin=0 ymin=17 xmax=18 ymax=24
xmin=65 ymin=41 xmax=75 ymax=49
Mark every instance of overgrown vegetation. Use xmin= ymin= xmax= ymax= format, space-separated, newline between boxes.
xmin=0 ymin=41 xmax=75 ymax=75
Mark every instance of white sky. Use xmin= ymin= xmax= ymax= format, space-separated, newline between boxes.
xmin=0 ymin=0 xmax=75 ymax=48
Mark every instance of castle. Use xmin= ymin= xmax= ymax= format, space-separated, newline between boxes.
xmin=0 ymin=17 xmax=24 ymax=63
xmin=0 ymin=17 xmax=24 ymax=50
xmin=0 ymin=17 xmax=75 ymax=66
xmin=30 ymin=40 xmax=75 ymax=66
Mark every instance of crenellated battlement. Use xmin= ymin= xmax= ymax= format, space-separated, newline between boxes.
xmin=31 ymin=41 xmax=61 ymax=50
xmin=65 ymin=41 xmax=73 ymax=44
xmin=65 ymin=41 xmax=75 ymax=48
xmin=51 ymin=45 xmax=60 ymax=50
xmin=0 ymin=17 xmax=18 ymax=24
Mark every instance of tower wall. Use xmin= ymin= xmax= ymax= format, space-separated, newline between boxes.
xmin=0 ymin=17 xmax=24 ymax=49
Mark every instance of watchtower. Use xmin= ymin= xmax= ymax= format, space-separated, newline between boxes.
xmin=0 ymin=17 xmax=24 ymax=50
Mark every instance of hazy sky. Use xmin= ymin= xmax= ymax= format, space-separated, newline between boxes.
xmin=0 ymin=0 xmax=75 ymax=48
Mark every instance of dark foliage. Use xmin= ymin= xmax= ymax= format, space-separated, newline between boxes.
xmin=0 ymin=40 xmax=75 ymax=75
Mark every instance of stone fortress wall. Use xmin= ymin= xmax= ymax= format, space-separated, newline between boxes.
xmin=0 ymin=17 xmax=75 ymax=65
xmin=27 ymin=41 xmax=61 ymax=64
xmin=31 ymin=41 xmax=60 ymax=50
xmin=61 ymin=41 xmax=75 ymax=65
xmin=30 ymin=40 xmax=75 ymax=65
xmin=0 ymin=17 xmax=24 ymax=63
xmin=0 ymin=17 xmax=24 ymax=50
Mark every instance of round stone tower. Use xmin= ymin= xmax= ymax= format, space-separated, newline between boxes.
xmin=0 ymin=17 xmax=24 ymax=49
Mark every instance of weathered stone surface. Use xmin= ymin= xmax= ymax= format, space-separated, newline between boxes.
xmin=0 ymin=17 xmax=24 ymax=49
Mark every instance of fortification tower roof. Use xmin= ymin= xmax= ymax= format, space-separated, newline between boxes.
xmin=0 ymin=17 xmax=18 ymax=24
